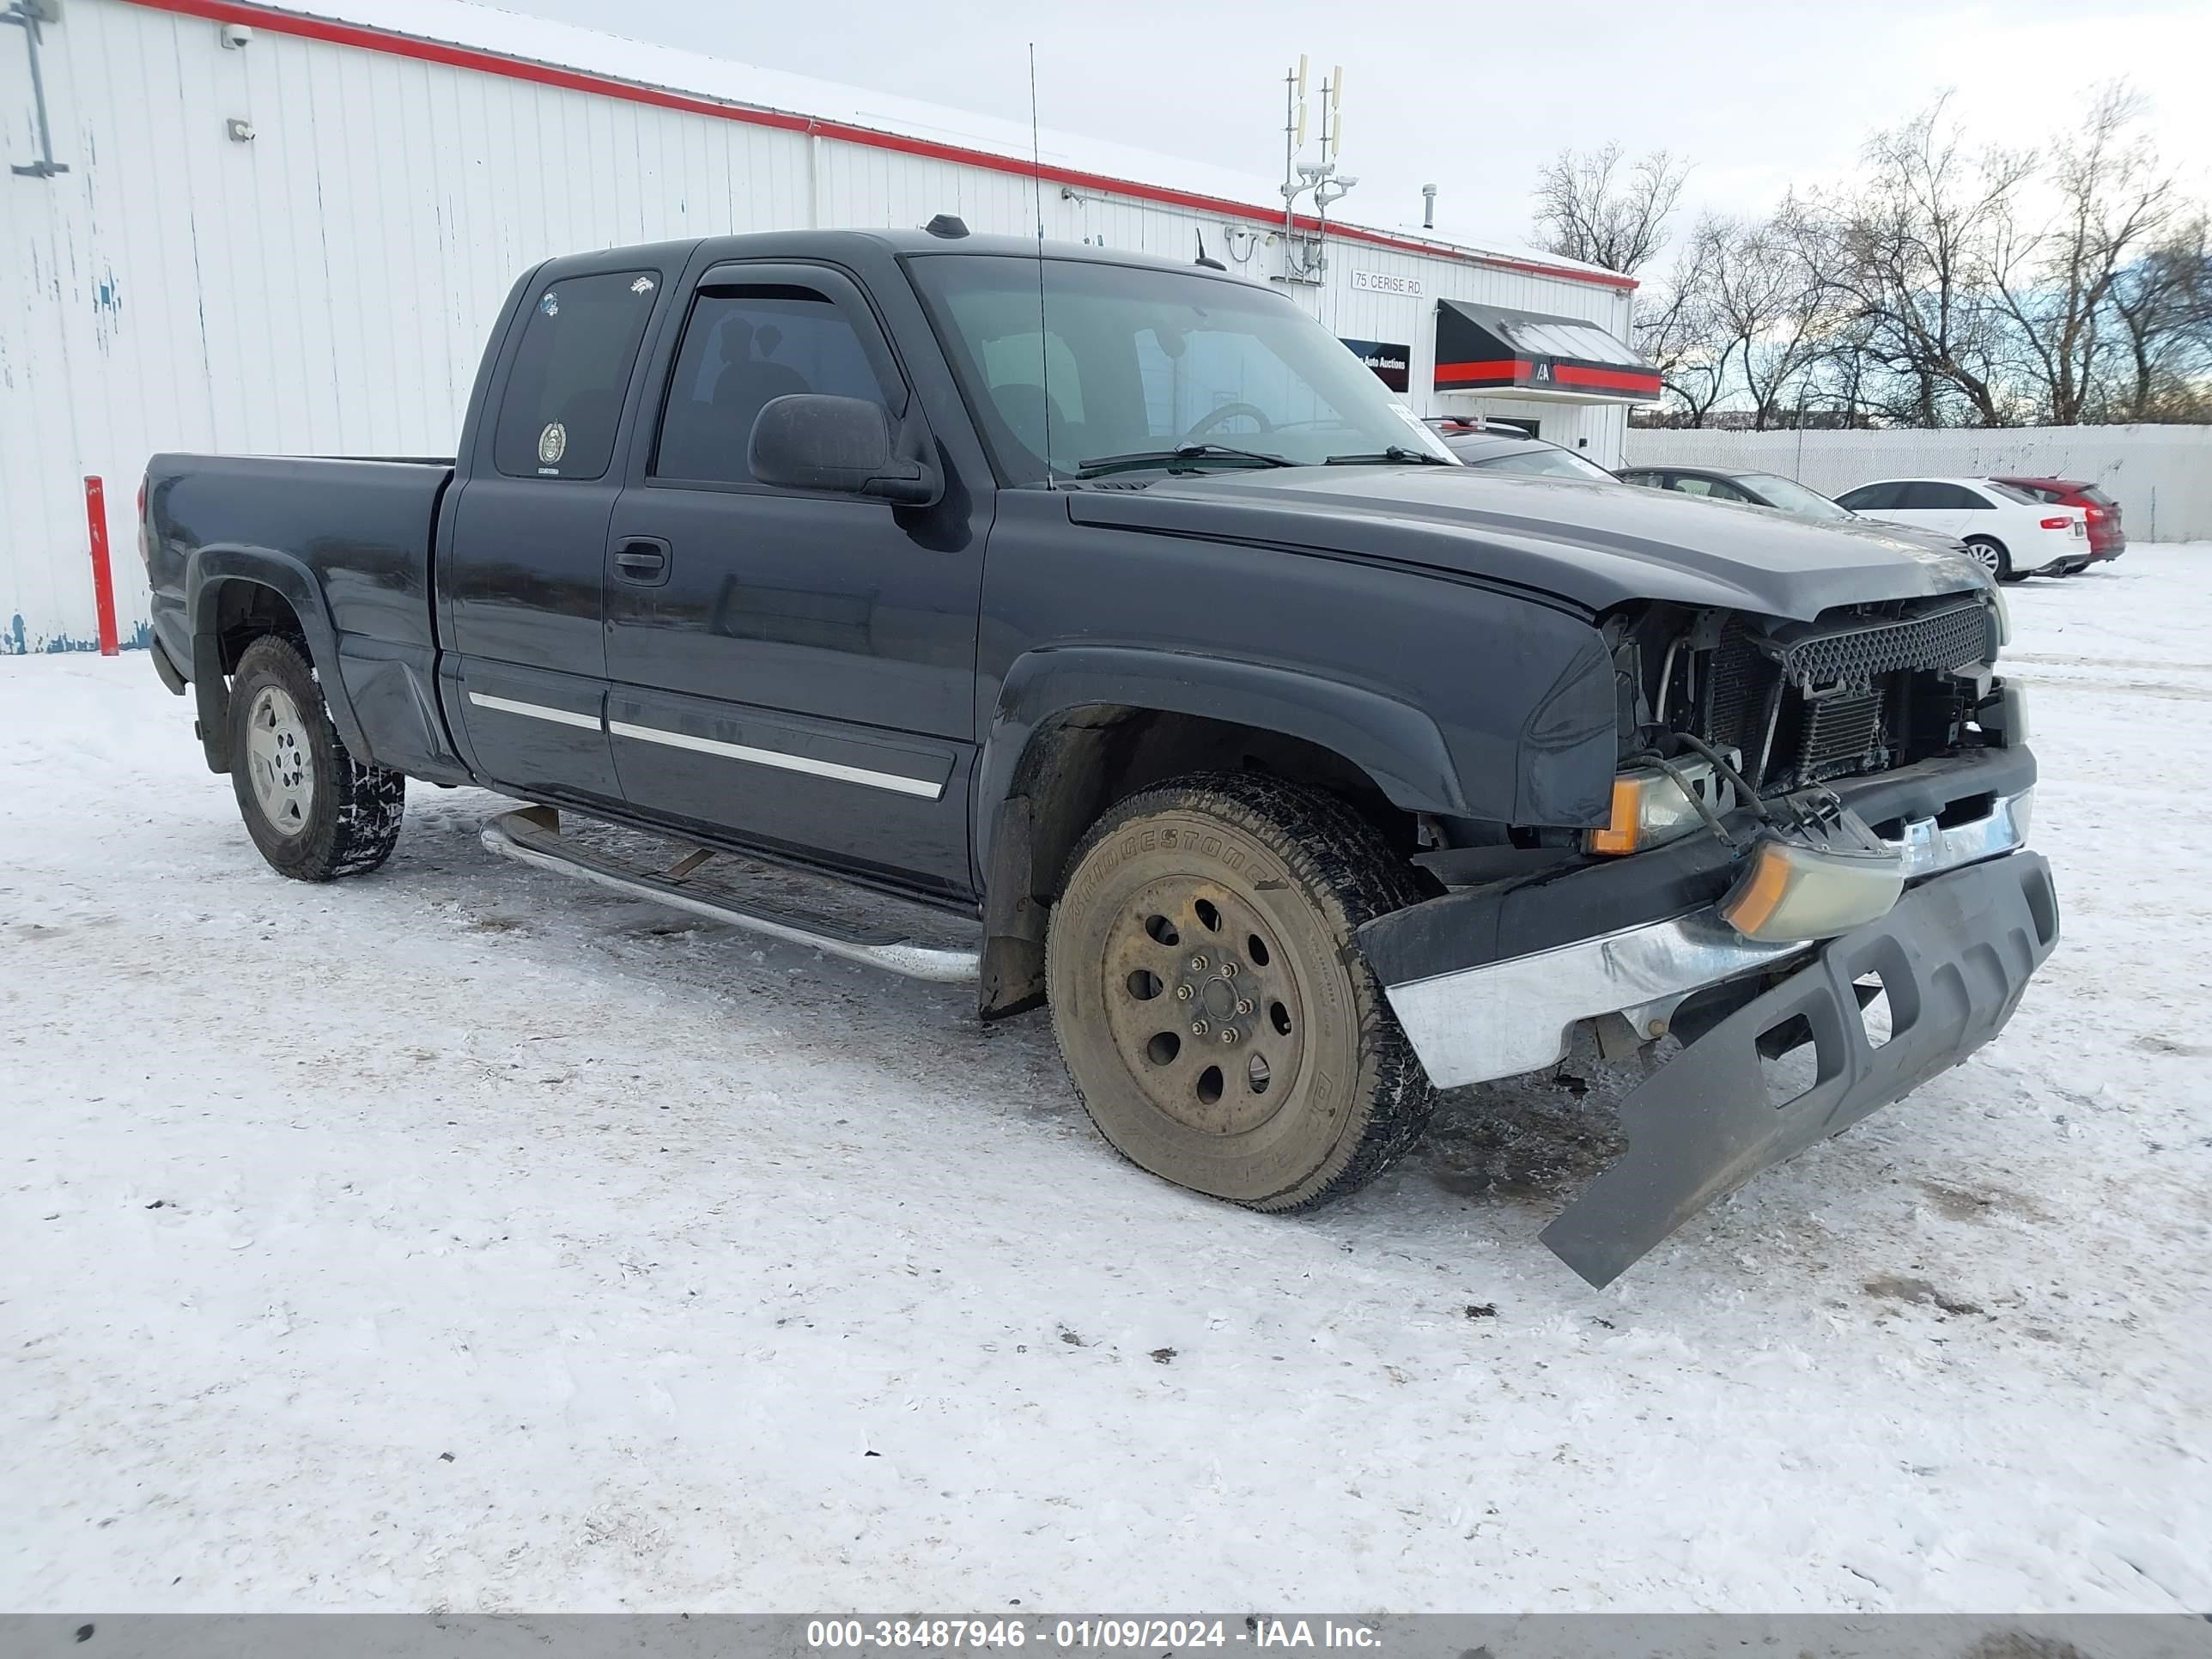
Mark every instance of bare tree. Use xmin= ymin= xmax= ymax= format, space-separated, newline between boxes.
xmin=1706 ymin=201 xmax=1833 ymax=428
xmin=2107 ymin=213 xmax=2210 ymax=420
xmin=1990 ymin=82 xmax=2177 ymax=423
xmin=1798 ymin=315 xmax=1889 ymax=428
xmin=1802 ymin=98 xmax=2035 ymax=426
xmin=1632 ymin=221 xmax=1729 ymax=423
xmin=1583 ymin=85 xmax=2208 ymax=430
xmin=1532 ymin=143 xmax=1691 ymax=276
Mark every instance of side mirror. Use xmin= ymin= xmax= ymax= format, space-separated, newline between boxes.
xmin=748 ymin=394 xmax=941 ymax=506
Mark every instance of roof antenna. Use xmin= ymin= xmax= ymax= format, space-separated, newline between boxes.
xmin=1194 ymin=230 xmax=1225 ymax=271
xmin=1029 ymin=41 xmax=1054 ymax=490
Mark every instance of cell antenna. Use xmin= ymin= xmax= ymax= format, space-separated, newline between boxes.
xmin=1030 ymin=41 xmax=1054 ymax=490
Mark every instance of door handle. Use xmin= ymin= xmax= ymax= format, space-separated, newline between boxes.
xmin=611 ymin=537 xmax=671 ymax=584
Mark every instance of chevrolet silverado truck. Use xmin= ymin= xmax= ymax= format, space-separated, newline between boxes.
xmin=140 ymin=226 xmax=2057 ymax=1285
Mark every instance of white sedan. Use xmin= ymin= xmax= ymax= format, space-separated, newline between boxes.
xmin=1832 ymin=477 xmax=2091 ymax=582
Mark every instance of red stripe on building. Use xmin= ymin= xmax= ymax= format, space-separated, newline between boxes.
xmin=1436 ymin=361 xmax=1661 ymax=397
xmin=1434 ymin=360 xmax=1530 ymax=386
xmin=124 ymin=0 xmax=1635 ymax=292
xmin=1552 ymin=364 xmax=1662 ymax=394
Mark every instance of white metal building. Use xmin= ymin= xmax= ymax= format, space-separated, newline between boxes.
xmin=0 ymin=0 xmax=1647 ymax=652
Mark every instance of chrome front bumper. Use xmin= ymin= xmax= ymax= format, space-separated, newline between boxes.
xmin=1384 ymin=787 xmax=2034 ymax=1089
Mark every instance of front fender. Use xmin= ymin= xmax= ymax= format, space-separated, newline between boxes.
xmin=185 ymin=548 xmax=373 ymax=771
xmin=981 ymin=644 xmax=1471 ymax=829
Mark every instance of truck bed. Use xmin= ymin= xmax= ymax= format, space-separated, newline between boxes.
xmin=143 ymin=453 xmax=459 ymax=780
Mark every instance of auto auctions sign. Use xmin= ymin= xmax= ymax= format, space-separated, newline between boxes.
xmin=1340 ymin=337 xmax=1412 ymax=392
xmin=1350 ymin=269 xmax=1423 ymax=297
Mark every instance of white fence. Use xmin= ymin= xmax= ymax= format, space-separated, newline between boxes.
xmin=1620 ymin=425 xmax=2212 ymax=544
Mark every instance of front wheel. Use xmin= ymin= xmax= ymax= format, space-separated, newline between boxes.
xmin=227 ymin=635 xmax=405 ymax=881
xmin=1046 ymin=773 xmax=1437 ymax=1212
xmin=1965 ymin=535 xmax=2021 ymax=583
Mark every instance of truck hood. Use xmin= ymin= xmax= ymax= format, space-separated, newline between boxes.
xmin=1063 ymin=468 xmax=1992 ymax=622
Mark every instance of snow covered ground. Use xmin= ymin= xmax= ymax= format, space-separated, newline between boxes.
xmin=3 ymin=548 xmax=2208 ymax=1614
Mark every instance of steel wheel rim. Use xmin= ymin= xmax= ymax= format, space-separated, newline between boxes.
xmin=245 ymin=685 xmax=315 ymax=836
xmin=1101 ymin=876 xmax=1307 ymax=1136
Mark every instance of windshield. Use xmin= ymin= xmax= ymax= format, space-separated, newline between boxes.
xmin=905 ymin=254 xmax=1457 ymax=482
xmin=1984 ymin=480 xmax=2040 ymax=505
xmin=1465 ymin=446 xmax=1617 ymax=483
xmin=1740 ymin=473 xmax=1851 ymax=520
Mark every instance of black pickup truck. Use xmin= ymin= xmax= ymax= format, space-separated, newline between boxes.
xmin=140 ymin=226 xmax=2057 ymax=1285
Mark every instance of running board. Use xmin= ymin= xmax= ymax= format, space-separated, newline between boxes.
xmin=480 ymin=807 xmax=981 ymax=984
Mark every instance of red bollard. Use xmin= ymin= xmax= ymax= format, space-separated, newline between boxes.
xmin=83 ymin=475 xmax=120 ymax=656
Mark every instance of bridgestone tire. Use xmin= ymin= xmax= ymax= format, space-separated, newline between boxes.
xmin=227 ymin=635 xmax=405 ymax=881
xmin=1047 ymin=772 xmax=1437 ymax=1212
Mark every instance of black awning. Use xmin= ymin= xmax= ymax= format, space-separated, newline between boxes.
xmin=1433 ymin=299 xmax=1661 ymax=402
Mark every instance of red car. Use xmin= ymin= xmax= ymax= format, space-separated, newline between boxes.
xmin=1992 ymin=477 xmax=2126 ymax=562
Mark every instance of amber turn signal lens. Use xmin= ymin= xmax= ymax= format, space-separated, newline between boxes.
xmin=1720 ymin=836 xmax=1905 ymax=943
xmin=1590 ymin=775 xmax=1647 ymax=855
xmin=1586 ymin=762 xmax=1724 ymax=857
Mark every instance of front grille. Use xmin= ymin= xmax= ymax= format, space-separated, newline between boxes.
xmin=1684 ymin=598 xmax=1987 ymax=793
xmin=1775 ymin=602 xmax=1988 ymax=690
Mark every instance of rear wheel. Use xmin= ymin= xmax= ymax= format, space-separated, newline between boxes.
xmin=1046 ymin=773 xmax=1437 ymax=1212
xmin=1965 ymin=535 xmax=2020 ymax=583
xmin=227 ymin=635 xmax=405 ymax=881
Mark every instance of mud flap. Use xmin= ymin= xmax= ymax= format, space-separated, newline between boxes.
xmin=1540 ymin=851 xmax=2060 ymax=1288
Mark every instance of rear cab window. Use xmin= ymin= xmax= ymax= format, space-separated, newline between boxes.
xmin=492 ymin=270 xmax=662 ymax=481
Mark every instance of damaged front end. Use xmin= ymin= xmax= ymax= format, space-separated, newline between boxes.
xmin=1364 ymin=589 xmax=2057 ymax=1287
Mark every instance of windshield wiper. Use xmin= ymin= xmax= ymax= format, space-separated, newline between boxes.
xmin=1075 ymin=442 xmax=1294 ymax=478
xmin=1323 ymin=445 xmax=1453 ymax=465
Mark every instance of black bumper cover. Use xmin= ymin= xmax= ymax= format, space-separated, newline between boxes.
xmin=1541 ymin=848 xmax=2060 ymax=1288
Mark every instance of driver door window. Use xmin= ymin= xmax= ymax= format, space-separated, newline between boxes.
xmin=653 ymin=288 xmax=890 ymax=488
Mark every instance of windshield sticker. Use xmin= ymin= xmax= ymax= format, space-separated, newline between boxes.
xmin=537 ymin=422 xmax=568 ymax=467
xmin=538 ymin=291 xmax=559 ymax=318
xmin=630 ymin=276 xmax=655 ymax=295
xmin=1389 ymin=404 xmax=1444 ymax=446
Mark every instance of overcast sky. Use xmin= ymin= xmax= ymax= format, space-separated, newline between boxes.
xmin=502 ymin=0 xmax=2210 ymax=262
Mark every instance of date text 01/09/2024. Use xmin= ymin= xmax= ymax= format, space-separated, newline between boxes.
xmin=804 ymin=1618 xmax=1385 ymax=1649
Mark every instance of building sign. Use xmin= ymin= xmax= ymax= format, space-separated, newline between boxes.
xmin=1350 ymin=269 xmax=1423 ymax=298
xmin=1340 ymin=337 xmax=1412 ymax=393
